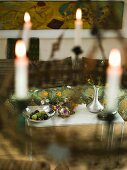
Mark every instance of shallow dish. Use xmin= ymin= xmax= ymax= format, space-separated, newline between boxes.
xmin=23 ymin=105 xmax=56 ymax=123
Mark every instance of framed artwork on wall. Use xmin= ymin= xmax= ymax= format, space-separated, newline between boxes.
xmin=0 ymin=1 xmax=124 ymax=30
xmin=0 ymin=0 xmax=126 ymax=38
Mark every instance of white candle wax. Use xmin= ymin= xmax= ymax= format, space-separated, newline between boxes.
xmin=15 ymin=40 xmax=29 ymax=99
xmin=22 ymin=12 xmax=32 ymax=51
xmin=105 ymin=49 xmax=122 ymax=112
xmin=74 ymin=8 xmax=83 ymax=47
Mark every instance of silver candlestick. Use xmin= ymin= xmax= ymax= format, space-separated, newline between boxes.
xmin=87 ymin=85 xmax=104 ymax=113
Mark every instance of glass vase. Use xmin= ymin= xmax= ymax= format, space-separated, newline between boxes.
xmin=87 ymin=85 xmax=104 ymax=113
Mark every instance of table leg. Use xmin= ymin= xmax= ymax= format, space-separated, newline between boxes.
xmin=120 ymin=122 xmax=125 ymax=145
xmin=25 ymin=121 xmax=33 ymax=160
xmin=110 ymin=124 xmax=114 ymax=148
xmin=107 ymin=123 xmax=114 ymax=149
xmin=100 ymin=124 xmax=104 ymax=141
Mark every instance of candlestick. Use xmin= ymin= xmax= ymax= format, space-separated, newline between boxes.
xmin=15 ymin=40 xmax=29 ymax=99
xmin=74 ymin=8 xmax=83 ymax=47
xmin=105 ymin=49 xmax=122 ymax=112
xmin=22 ymin=12 xmax=32 ymax=51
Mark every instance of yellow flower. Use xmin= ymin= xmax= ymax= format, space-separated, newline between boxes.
xmin=53 ymin=105 xmax=56 ymax=110
xmin=42 ymin=91 xmax=48 ymax=97
xmin=57 ymin=91 xmax=62 ymax=97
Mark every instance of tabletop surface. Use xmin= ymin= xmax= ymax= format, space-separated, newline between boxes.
xmin=26 ymin=104 xmax=124 ymax=127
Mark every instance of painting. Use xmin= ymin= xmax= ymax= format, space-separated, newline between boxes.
xmin=0 ymin=1 xmax=124 ymax=30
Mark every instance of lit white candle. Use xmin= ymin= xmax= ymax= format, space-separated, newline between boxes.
xmin=74 ymin=8 xmax=83 ymax=47
xmin=22 ymin=12 xmax=32 ymax=51
xmin=105 ymin=49 xmax=122 ymax=112
xmin=15 ymin=40 xmax=29 ymax=99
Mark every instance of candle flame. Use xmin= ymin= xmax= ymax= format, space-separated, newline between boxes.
xmin=76 ymin=8 xmax=82 ymax=20
xmin=15 ymin=40 xmax=26 ymax=58
xmin=24 ymin=12 xmax=30 ymax=22
xmin=109 ymin=49 xmax=121 ymax=67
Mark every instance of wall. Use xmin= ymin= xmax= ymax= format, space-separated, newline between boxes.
xmin=0 ymin=37 xmax=126 ymax=64
xmin=0 ymin=0 xmax=126 ymax=63
xmin=0 ymin=0 xmax=126 ymax=62
xmin=0 ymin=39 xmax=7 ymax=59
xmin=40 ymin=37 xmax=125 ymax=61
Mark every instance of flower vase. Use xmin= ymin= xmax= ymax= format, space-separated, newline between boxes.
xmin=87 ymin=85 xmax=104 ymax=113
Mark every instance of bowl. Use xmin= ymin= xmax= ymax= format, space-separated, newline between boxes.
xmin=23 ymin=105 xmax=55 ymax=123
